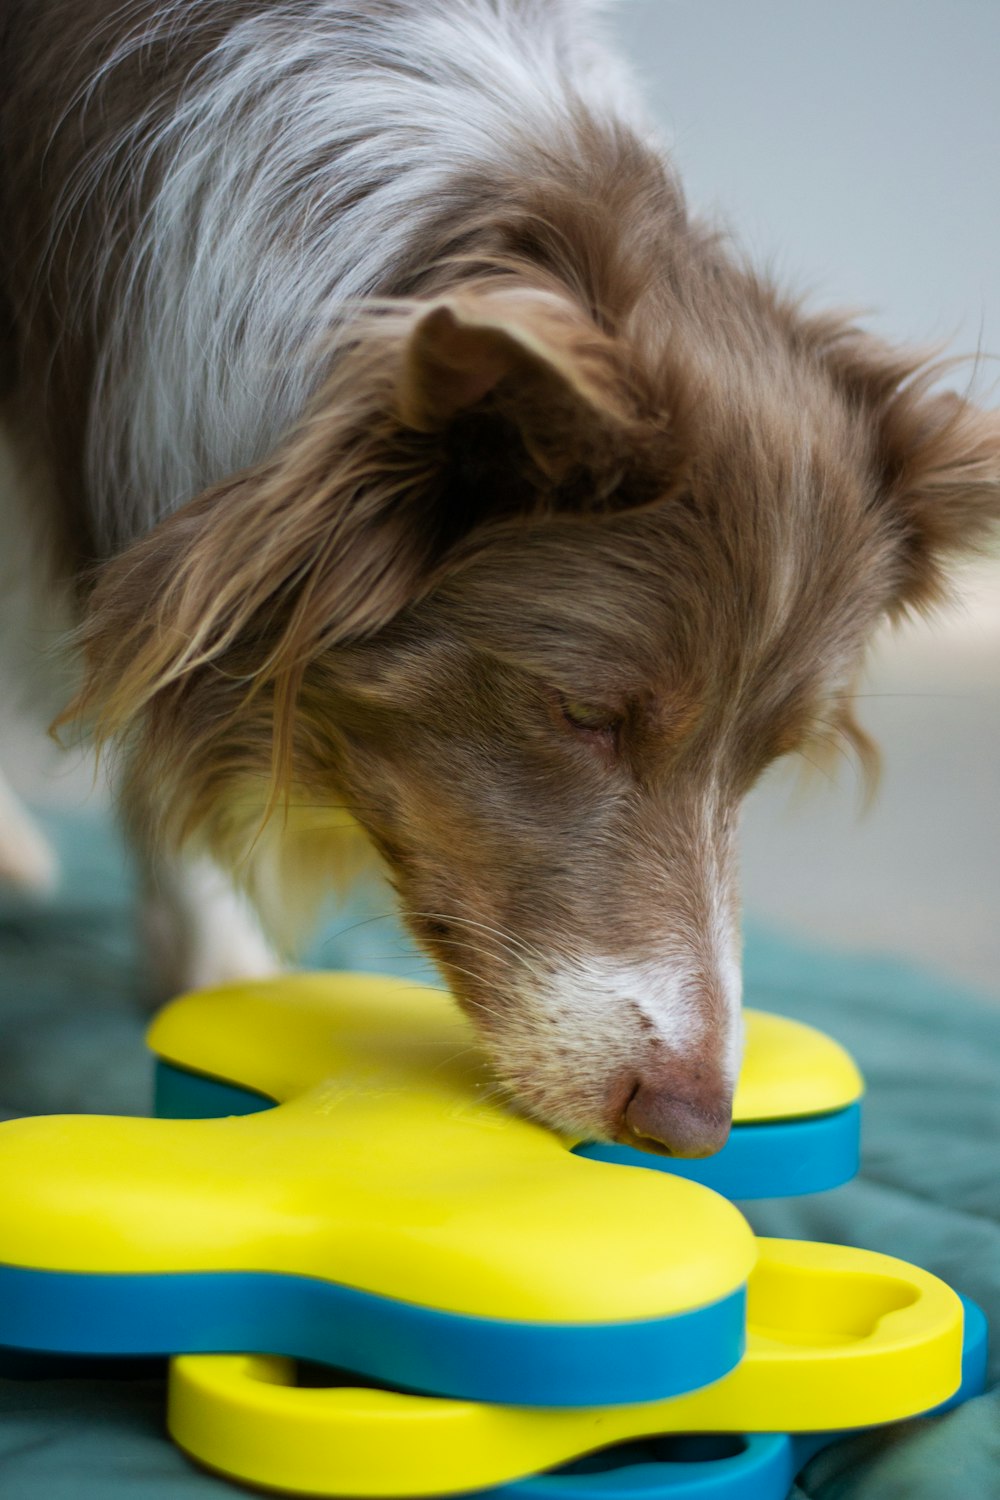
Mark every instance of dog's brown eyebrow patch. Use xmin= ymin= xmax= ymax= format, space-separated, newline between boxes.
xmin=654 ymin=695 xmax=703 ymax=742
xmin=632 ymin=689 xmax=704 ymax=754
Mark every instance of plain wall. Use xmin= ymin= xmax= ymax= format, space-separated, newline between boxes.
xmin=612 ymin=0 xmax=1000 ymax=995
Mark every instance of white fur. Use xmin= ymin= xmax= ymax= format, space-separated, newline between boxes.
xmin=489 ymin=815 xmax=744 ymax=1134
xmin=541 ymin=952 xmax=707 ymax=1054
xmin=700 ymin=787 xmax=745 ymax=1084
xmin=501 ymin=782 xmax=745 ymax=1132
xmin=0 ymin=770 xmax=58 ymax=894
xmin=490 ymin=935 xmax=742 ymax=1137
xmin=141 ymin=852 xmax=281 ymax=1001
xmin=38 ymin=1 xmax=657 ymax=552
xmin=7 ymin=0 xmax=662 ymax=998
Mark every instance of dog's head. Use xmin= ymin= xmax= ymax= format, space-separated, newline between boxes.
xmin=73 ymin=268 xmax=1000 ymax=1156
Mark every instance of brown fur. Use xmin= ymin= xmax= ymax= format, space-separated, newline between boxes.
xmin=6 ymin=2 xmax=1000 ymax=1152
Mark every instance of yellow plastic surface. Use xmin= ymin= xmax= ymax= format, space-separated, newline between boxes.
xmin=168 ymin=1237 xmax=963 ymax=1497
xmin=147 ymin=974 xmax=862 ymax=1128
xmin=732 ymin=1011 xmax=862 ymax=1121
xmin=0 ymin=973 xmax=756 ymax=1323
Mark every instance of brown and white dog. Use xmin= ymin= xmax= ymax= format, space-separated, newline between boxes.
xmin=1 ymin=1 xmax=998 ymax=1156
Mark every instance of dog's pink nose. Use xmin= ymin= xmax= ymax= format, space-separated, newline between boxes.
xmin=620 ymin=1080 xmax=732 ymax=1159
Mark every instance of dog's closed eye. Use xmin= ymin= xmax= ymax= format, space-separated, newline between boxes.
xmin=559 ymin=698 xmax=620 ymax=733
xmin=551 ymin=692 xmax=624 ymax=751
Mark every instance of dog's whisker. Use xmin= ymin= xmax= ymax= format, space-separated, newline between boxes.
xmin=431 ymin=930 xmax=553 ymax=996
xmin=410 ymin=921 xmax=523 ymax=975
xmin=848 ymin=693 xmax=971 ymax=701
xmin=312 ymin=911 xmax=403 ymax=951
xmin=410 ymin=906 xmax=548 ymax=966
xmin=414 ymin=911 xmax=551 ymax=969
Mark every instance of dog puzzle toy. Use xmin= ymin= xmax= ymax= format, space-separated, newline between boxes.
xmin=0 ymin=971 xmax=978 ymax=1500
xmin=144 ymin=974 xmax=974 ymax=1498
xmin=144 ymin=975 xmax=977 ymax=1500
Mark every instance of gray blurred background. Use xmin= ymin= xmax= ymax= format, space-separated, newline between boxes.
xmin=614 ymin=0 xmax=1000 ymax=997
xmin=1 ymin=0 xmax=997 ymax=994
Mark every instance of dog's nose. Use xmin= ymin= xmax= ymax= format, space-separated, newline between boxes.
xmin=620 ymin=1079 xmax=732 ymax=1159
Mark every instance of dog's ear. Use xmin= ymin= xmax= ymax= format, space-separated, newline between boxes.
xmin=396 ymin=288 xmax=671 ymax=529
xmin=878 ymin=385 xmax=1000 ymax=611
xmin=816 ymin=321 xmax=1000 ymax=613
xmin=398 ymin=290 xmax=631 ymax=433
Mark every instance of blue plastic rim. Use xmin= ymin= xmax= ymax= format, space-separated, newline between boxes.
xmin=4 ymin=1298 xmax=983 ymax=1494
xmin=154 ymin=1060 xmax=862 ymax=1200
xmin=574 ymin=1105 xmax=861 ymax=1200
xmin=0 ymin=1254 xmax=745 ymax=1410
xmin=488 ymin=1434 xmax=797 ymax=1500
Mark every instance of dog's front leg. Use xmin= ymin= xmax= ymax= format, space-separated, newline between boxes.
xmin=139 ymin=846 xmax=280 ymax=1004
xmin=0 ymin=766 xmax=58 ymax=894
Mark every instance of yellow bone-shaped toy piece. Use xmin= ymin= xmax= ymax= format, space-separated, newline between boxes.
xmin=0 ymin=974 xmax=754 ymax=1326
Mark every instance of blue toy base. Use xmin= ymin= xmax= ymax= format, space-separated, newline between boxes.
xmin=491 ymin=1433 xmax=806 ymax=1500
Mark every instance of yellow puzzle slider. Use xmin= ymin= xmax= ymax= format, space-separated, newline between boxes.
xmin=0 ymin=973 xmax=761 ymax=1407
xmin=168 ymin=1238 xmax=968 ymax=1497
xmin=154 ymin=981 xmax=865 ymax=1202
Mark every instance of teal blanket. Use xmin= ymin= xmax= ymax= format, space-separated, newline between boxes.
xmin=1 ymin=813 xmax=998 ymax=1498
